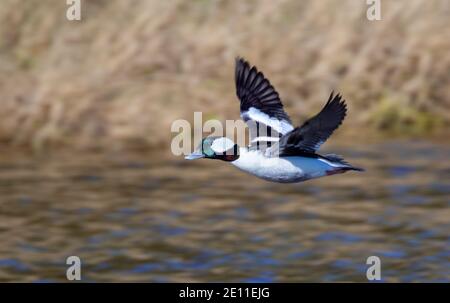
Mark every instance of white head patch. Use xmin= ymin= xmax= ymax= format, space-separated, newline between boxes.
xmin=211 ymin=137 xmax=235 ymax=153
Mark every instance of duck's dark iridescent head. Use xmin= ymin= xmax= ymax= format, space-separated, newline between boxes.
xmin=185 ymin=137 xmax=239 ymax=162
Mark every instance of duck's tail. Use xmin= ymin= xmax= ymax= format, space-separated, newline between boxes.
xmin=324 ymin=154 xmax=365 ymax=172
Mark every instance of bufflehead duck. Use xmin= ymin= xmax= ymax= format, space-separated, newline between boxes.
xmin=185 ymin=58 xmax=364 ymax=183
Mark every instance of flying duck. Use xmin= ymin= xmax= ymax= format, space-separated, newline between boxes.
xmin=185 ymin=58 xmax=364 ymax=183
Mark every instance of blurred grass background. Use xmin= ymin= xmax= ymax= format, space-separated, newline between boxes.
xmin=0 ymin=0 xmax=448 ymax=151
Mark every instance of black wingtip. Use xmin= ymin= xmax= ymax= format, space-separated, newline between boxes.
xmin=234 ymin=57 xmax=293 ymax=126
xmin=326 ymin=91 xmax=334 ymax=104
xmin=323 ymin=91 xmax=347 ymax=116
xmin=350 ymin=166 xmax=365 ymax=172
xmin=326 ymin=91 xmax=345 ymax=105
xmin=235 ymin=56 xmax=249 ymax=68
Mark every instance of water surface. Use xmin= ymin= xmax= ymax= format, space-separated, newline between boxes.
xmin=0 ymin=140 xmax=448 ymax=282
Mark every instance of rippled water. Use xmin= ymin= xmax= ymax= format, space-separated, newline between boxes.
xmin=0 ymin=140 xmax=449 ymax=282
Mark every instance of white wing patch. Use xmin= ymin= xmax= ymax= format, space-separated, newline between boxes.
xmin=318 ymin=158 xmax=341 ymax=167
xmin=251 ymin=136 xmax=280 ymax=143
xmin=211 ymin=137 xmax=235 ymax=153
xmin=244 ymin=107 xmax=294 ymax=135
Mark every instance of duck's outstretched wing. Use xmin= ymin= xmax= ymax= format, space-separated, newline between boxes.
xmin=235 ymin=57 xmax=294 ymax=150
xmin=267 ymin=92 xmax=347 ymax=157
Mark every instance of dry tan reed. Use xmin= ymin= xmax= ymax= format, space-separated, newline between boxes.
xmin=0 ymin=0 xmax=448 ymax=150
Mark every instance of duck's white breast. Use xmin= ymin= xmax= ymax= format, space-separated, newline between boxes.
xmin=231 ymin=148 xmax=336 ymax=183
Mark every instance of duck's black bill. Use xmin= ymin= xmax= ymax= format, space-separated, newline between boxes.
xmin=185 ymin=152 xmax=204 ymax=160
